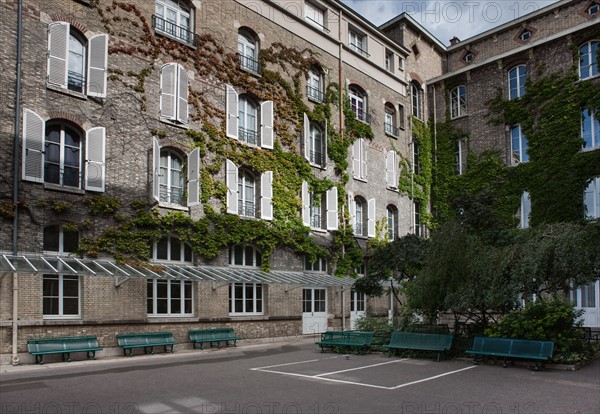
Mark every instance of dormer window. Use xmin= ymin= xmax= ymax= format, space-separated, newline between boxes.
xmin=463 ymin=52 xmax=474 ymax=63
xmin=519 ymin=30 xmax=532 ymax=41
xmin=587 ymin=2 xmax=599 ymax=15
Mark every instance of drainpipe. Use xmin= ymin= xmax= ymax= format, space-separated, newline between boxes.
xmin=12 ymin=0 xmax=24 ymax=366
xmin=338 ymin=9 xmax=345 ymax=332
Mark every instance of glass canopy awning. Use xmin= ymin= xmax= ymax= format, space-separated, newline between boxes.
xmin=0 ymin=254 xmax=356 ymax=287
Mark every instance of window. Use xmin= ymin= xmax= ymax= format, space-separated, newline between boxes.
xmin=47 ymin=22 xmax=108 ymax=97
xmin=588 ymin=2 xmax=600 ymax=15
xmin=384 ymin=104 xmax=399 ymax=137
xmin=571 ymin=282 xmax=597 ymax=308
xmin=385 ymin=50 xmax=394 ymax=72
xmin=519 ymin=30 xmax=532 ymax=42
xmin=450 ymin=86 xmax=467 ymax=118
xmin=414 ymin=201 xmax=423 ymax=237
xmin=580 ymin=41 xmax=599 ymax=79
xmin=309 ymin=192 xmax=324 ymax=229
xmin=307 ymin=68 xmax=325 ymax=103
xmin=22 ymin=111 xmax=107 ymax=192
xmin=463 ymin=52 xmax=474 ymax=63
xmin=154 ymin=0 xmax=193 ymax=44
xmin=225 ymin=160 xmax=273 ymax=220
xmin=152 ymin=139 xmax=200 ymax=207
xmin=304 ymin=114 xmax=327 ymax=167
xmin=152 ymin=235 xmax=192 ymax=262
xmin=349 ymin=86 xmax=369 ymax=123
xmin=411 ymin=44 xmax=420 ymax=58
xmin=354 ymin=197 xmax=365 ymax=236
xmin=305 ymin=256 xmax=327 ymax=272
xmin=347 ymin=194 xmax=375 ymax=237
xmin=147 ymin=279 xmax=193 ymax=316
xmin=352 ymin=138 xmax=368 ymax=180
xmin=385 ymin=150 xmax=399 ymax=190
xmin=510 ymin=125 xmax=528 ymax=165
xmin=349 ymin=28 xmax=367 ymax=56
xmin=229 ymin=245 xmax=263 ymax=267
xmin=387 ymin=205 xmax=398 ymax=241
xmin=160 ymin=63 xmax=189 ymax=125
xmin=398 ymin=105 xmax=406 ymax=129
xmin=350 ymin=290 xmax=366 ymax=312
xmin=582 ymin=108 xmax=600 ymax=149
xmin=305 ymin=2 xmax=325 ymax=30
xmin=411 ymin=82 xmax=422 ymax=119
xmin=229 ymin=283 xmax=263 ymax=314
xmin=508 ymin=65 xmax=527 ymax=99
xmin=584 ymin=177 xmax=600 ymax=219
xmin=301 ymin=181 xmax=338 ymax=231
xmin=398 ymin=57 xmax=405 ymax=71
xmin=455 ymin=140 xmax=467 ymax=175
xmin=43 ymin=224 xmax=80 ymax=318
xmin=520 ymin=191 xmax=531 ymax=228
xmin=158 ymin=150 xmax=184 ymax=205
xmin=238 ymin=29 xmax=259 ymax=73
xmin=238 ymin=95 xmax=258 ymax=145
xmin=412 ymin=139 xmax=420 ymax=175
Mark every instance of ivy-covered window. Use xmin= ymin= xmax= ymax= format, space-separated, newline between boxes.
xmin=384 ymin=103 xmax=399 ymax=137
xmin=229 ymin=245 xmax=262 ymax=267
xmin=348 ymin=192 xmax=375 ymax=237
xmin=508 ymin=65 xmax=526 ymax=99
xmin=304 ymin=114 xmax=326 ymax=167
xmin=520 ymin=191 xmax=531 ymax=229
xmin=352 ymin=138 xmax=368 ymax=180
xmin=225 ymin=160 xmax=273 ymax=220
xmin=510 ymin=125 xmax=528 ymax=165
xmin=152 ymin=235 xmax=192 ymax=262
xmin=455 ymin=139 xmax=467 ymax=175
xmin=238 ymin=95 xmax=258 ymax=145
xmin=305 ymin=256 xmax=327 ymax=272
xmin=579 ymin=40 xmax=599 ymax=80
xmin=349 ymin=85 xmax=369 ymax=123
xmin=229 ymin=282 xmax=263 ymax=314
xmin=309 ymin=192 xmax=324 ymax=229
xmin=411 ymin=82 xmax=422 ymax=119
xmin=238 ymin=169 xmax=256 ymax=218
xmin=450 ymin=86 xmax=467 ymax=118
xmin=159 ymin=63 xmax=189 ymax=125
xmin=301 ymin=181 xmax=338 ymax=231
xmin=238 ymin=28 xmax=259 ymax=73
xmin=225 ymin=85 xmax=274 ymax=149
xmin=412 ymin=139 xmax=420 ymax=175
xmin=355 ymin=197 xmax=365 ymax=236
xmin=154 ymin=0 xmax=193 ymax=44
xmin=147 ymin=279 xmax=193 ymax=316
xmin=584 ymin=177 xmax=600 ymax=219
xmin=414 ymin=201 xmax=423 ymax=237
xmin=387 ymin=205 xmax=398 ymax=241
xmin=307 ymin=67 xmax=325 ymax=102
xmin=159 ymin=149 xmax=184 ymax=205
xmin=582 ymin=108 xmax=599 ymax=149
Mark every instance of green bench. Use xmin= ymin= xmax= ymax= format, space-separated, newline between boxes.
xmin=315 ymin=331 xmax=373 ymax=354
xmin=27 ymin=336 xmax=103 ymax=365
xmin=383 ymin=331 xmax=454 ymax=361
xmin=466 ymin=336 xmax=554 ymax=369
xmin=116 ymin=332 xmax=176 ymax=357
xmin=188 ymin=328 xmax=240 ymax=349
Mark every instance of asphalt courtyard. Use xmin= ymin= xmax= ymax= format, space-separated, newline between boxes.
xmin=0 ymin=337 xmax=598 ymax=414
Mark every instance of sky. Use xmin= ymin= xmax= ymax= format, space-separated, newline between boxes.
xmin=340 ymin=0 xmax=562 ymax=46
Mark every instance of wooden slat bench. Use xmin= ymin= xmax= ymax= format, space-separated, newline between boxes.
xmin=466 ymin=336 xmax=554 ymax=369
xmin=27 ymin=336 xmax=103 ymax=365
xmin=188 ymin=328 xmax=240 ymax=349
xmin=116 ymin=332 xmax=176 ymax=357
xmin=315 ymin=331 xmax=373 ymax=354
xmin=383 ymin=331 xmax=454 ymax=361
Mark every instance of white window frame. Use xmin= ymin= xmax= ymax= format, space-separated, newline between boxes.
xmin=229 ymin=282 xmax=263 ymax=315
xmin=238 ymin=95 xmax=258 ymax=146
xmin=229 ymin=245 xmax=263 ymax=267
xmin=520 ymin=191 xmax=531 ymax=229
xmin=238 ymin=169 xmax=256 ymax=218
xmin=305 ymin=1 xmax=325 ymax=30
xmin=308 ymin=120 xmax=326 ymax=167
xmin=159 ymin=63 xmax=189 ymax=125
xmin=154 ymin=0 xmax=192 ymax=44
xmin=147 ymin=279 xmax=193 ymax=317
xmin=510 ymin=125 xmax=528 ymax=165
xmin=152 ymin=235 xmax=193 ymax=263
xmin=450 ymin=86 xmax=467 ymax=119
xmin=455 ymin=139 xmax=467 ymax=175
xmin=349 ymin=28 xmax=367 ymax=56
xmin=588 ymin=2 xmax=600 ymax=15
xmin=384 ymin=105 xmax=398 ymax=137
xmin=411 ymin=82 xmax=422 ymax=119
xmin=385 ymin=49 xmax=394 ymax=72
xmin=305 ymin=256 xmax=327 ymax=272
xmin=508 ymin=65 xmax=527 ymax=100
xmin=43 ymin=274 xmax=81 ymax=319
xmin=158 ymin=149 xmax=184 ymax=206
xmin=43 ymin=224 xmax=79 ymax=254
xmin=44 ymin=123 xmax=83 ymax=189
xmin=307 ymin=68 xmax=324 ymax=103
xmin=387 ymin=206 xmax=397 ymax=241
xmin=349 ymin=87 xmax=367 ymax=123
xmin=579 ymin=40 xmax=599 ymax=80
xmin=582 ymin=108 xmax=600 ymax=150
xmin=584 ymin=177 xmax=600 ymax=219
xmin=414 ymin=201 xmax=423 ymax=237
xmin=238 ymin=30 xmax=259 ymax=73
xmin=352 ymin=138 xmax=368 ymax=181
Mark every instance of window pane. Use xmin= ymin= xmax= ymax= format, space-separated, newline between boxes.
xmin=43 ymin=297 xmax=59 ymax=315
xmin=171 ymin=237 xmax=181 ymax=261
xmin=245 ymin=245 xmax=254 ymax=266
xmin=43 ymin=226 xmax=60 ymax=252
xmin=234 ymin=245 xmax=244 ymax=265
xmin=184 ymin=243 xmax=192 ymax=262
xmin=62 ymin=276 xmax=79 ymax=297
xmin=157 ymin=238 xmax=168 ymax=260
xmin=171 ymin=281 xmax=182 ymax=299
xmin=157 ymin=299 xmax=168 ymax=314
xmin=63 ymin=298 xmax=79 ymax=315
xmin=157 ymin=280 xmax=168 ymax=298
xmin=63 ymin=230 xmax=79 ymax=253
xmin=171 ymin=299 xmax=181 ymax=314
xmin=43 ymin=276 xmax=59 ymax=297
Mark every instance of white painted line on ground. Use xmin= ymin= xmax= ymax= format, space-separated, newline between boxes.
xmin=250 ymin=356 xmax=339 ymax=371
xmin=389 ymin=365 xmax=478 ymax=389
xmin=313 ymin=359 xmax=409 ymax=377
xmin=254 ymin=368 xmax=392 ymax=390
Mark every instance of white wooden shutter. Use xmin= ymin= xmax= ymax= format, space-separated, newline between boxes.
xmin=47 ymin=22 xmax=69 ymax=88
xmin=303 ymin=113 xmax=310 ymax=161
xmin=152 ymin=137 xmax=161 ymax=201
xmin=226 ymin=159 xmax=239 ymax=214
xmin=386 ymin=150 xmax=398 ymax=189
xmin=160 ymin=63 xmax=177 ymax=120
xmin=301 ymin=180 xmax=310 ymax=226
xmin=22 ymin=109 xmax=45 ymax=183
xmin=85 ymin=127 xmax=106 ymax=192
xmin=177 ymin=66 xmax=189 ymax=124
xmin=87 ymin=34 xmax=108 ymax=97
xmin=347 ymin=191 xmax=355 ymax=233
xmin=187 ymin=148 xmax=200 ymax=207
xmin=352 ymin=140 xmax=360 ymax=178
xmin=260 ymin=101 xmax=274 ymax=149
xmin=360 ymin=139 xmax=368 ymax=180
xmin=226 ymin=84 xmax=239 ymax=139
xmin=326 ymin=186 xmax=338 ymax=231
xmin=260 ymin=171 xmax=273 ymax=220
xmin=367 ymin=198 xmax=376 ymax=237
xmin=323 ymin=119 xmax=328 ymax=165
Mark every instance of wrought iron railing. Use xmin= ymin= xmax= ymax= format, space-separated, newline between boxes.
xmin=159 ymin=186 xmax=184 ymax=205
xmin=310 ymin=213 xmax=321 ymax=229
xmin=152 ymin=15 xmax=198 ymax=46
xmin=349 ymin=43 xmax=369 ymax=57
xmin=310 ymin=150 xmax=325 ymax=167
xmin=352 ymin=108 xmax=371 ymax=124
xmin=238 ymin=201 xmax=255 ymax=217
xmin=384 ymin=123 xmax=400 ymax=137
xmin=307 ymin=85 xmax=325 ymax=103
xmin=238 ymin=127 xmax=258 ymax=145
xmin=239 ymin=54 xmax=260 ymax=73
xmin=67 ymin=71 xmax=85 ymax=93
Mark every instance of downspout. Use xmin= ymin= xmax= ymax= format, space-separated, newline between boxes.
xmin=12 ymin=0 xmax=24 ymax=366
xmin=338 ymin=9 xmax=346 ymax=332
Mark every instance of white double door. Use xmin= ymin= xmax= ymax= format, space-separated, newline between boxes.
xmin=573 ymin=281 xmax=600 ymax=328
xmin=302 ymin=287 xmax=327 ymax=334
xmin=350 ymin=290 xmax=366 ymax=330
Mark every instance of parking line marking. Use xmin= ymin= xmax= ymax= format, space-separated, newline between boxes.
xmin=250 ymin=356 xmax=339 ymax=371
xmin=254 ymin=368 xmax=391 ymax=390
xmin=314 ymin=359 xmax=409 ymax=377
xmin=389 ymin=365 xmax=478 ymax=389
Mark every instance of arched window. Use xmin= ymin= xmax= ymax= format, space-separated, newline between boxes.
xmin=450 ymin=86 xmax=467 ymax=118
xmin=45 ymin=123 xmax=83 ymax=188
xmin=309 ymin=121 xmax=325 ymax=167
xmin=238 ymin=29 xmax=259 ymax=73
xmin=307 ymin=67 xmax=325 ymax=103
xmin=349 ymin=85 xmax=369 ymax=123
xmin=238 ymin=169 xmax=256 ymax=217
xmin=384 ymin=103 xmax=398 ymax=137
xmin=579 ymin=40 xmax=599 ymax=80
xmin=238 ymin=95 xmax=258 ymax=145
xmin=387 ymin=205 xmax=398 ymax=241
xmin=43 ymin=224 xmax=79 ymax=253
xmin=152 ymin=235 xmax=192 ymax=262
xmin=584 ymin=177 xmax=600 ymax=219
xmin=354 ymin=196 xmax=366 ymax=236
xmin=582 ymin=108 xmax=600 ymax=149
xmin=154 ymin=0 xmax=193 ymax=44
xmin=508 ymin=65 xmax=527 ymax=99
xmin=510 ymin=125 xmax=528 ymax=165
xmin=411 ymin=82 xmax=422 ymax=119
xmin=159 ymin=149 xmax=184 ymax=205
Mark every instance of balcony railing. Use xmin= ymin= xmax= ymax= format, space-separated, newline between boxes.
xmin=239 ymin=54 xmax=260 ymax=74
xmin=310 ymin=213 xmax=321 ymax=229
xmin=238 ymin=201 xmax=256 ymax=218
xmin=309 ymin=150 xmax=325 ymax=167
xmin=307 ymin=85 xmax=325 ymax=103
xmin=352 ymin=108 xmax=371 ymax=124
xmin=152 ymin=15 xmax=198 ymax=46
xmin=159 ymin=186 xmax=184 ymax=205
xmin=238 ymin=127 xmax=258 ymax=145
xmin=67 ymin=70 xmax=85 ymax=93
xmin=349 ymin=43 xmax=370 ymax=57
xmin=384 ymin=123 xmax=400 ymax=138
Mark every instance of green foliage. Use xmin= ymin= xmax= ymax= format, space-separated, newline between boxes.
xmin=83 ymin=196 xmax=122 ymax=216
xmin=354 ymin=316 xmax=394 ymax=349
xmin=485 ymin=298 xmax=592 ymax=361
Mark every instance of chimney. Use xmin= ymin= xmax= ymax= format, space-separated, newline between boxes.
xmin=450 ymin=36 xmax=460 ymax=46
